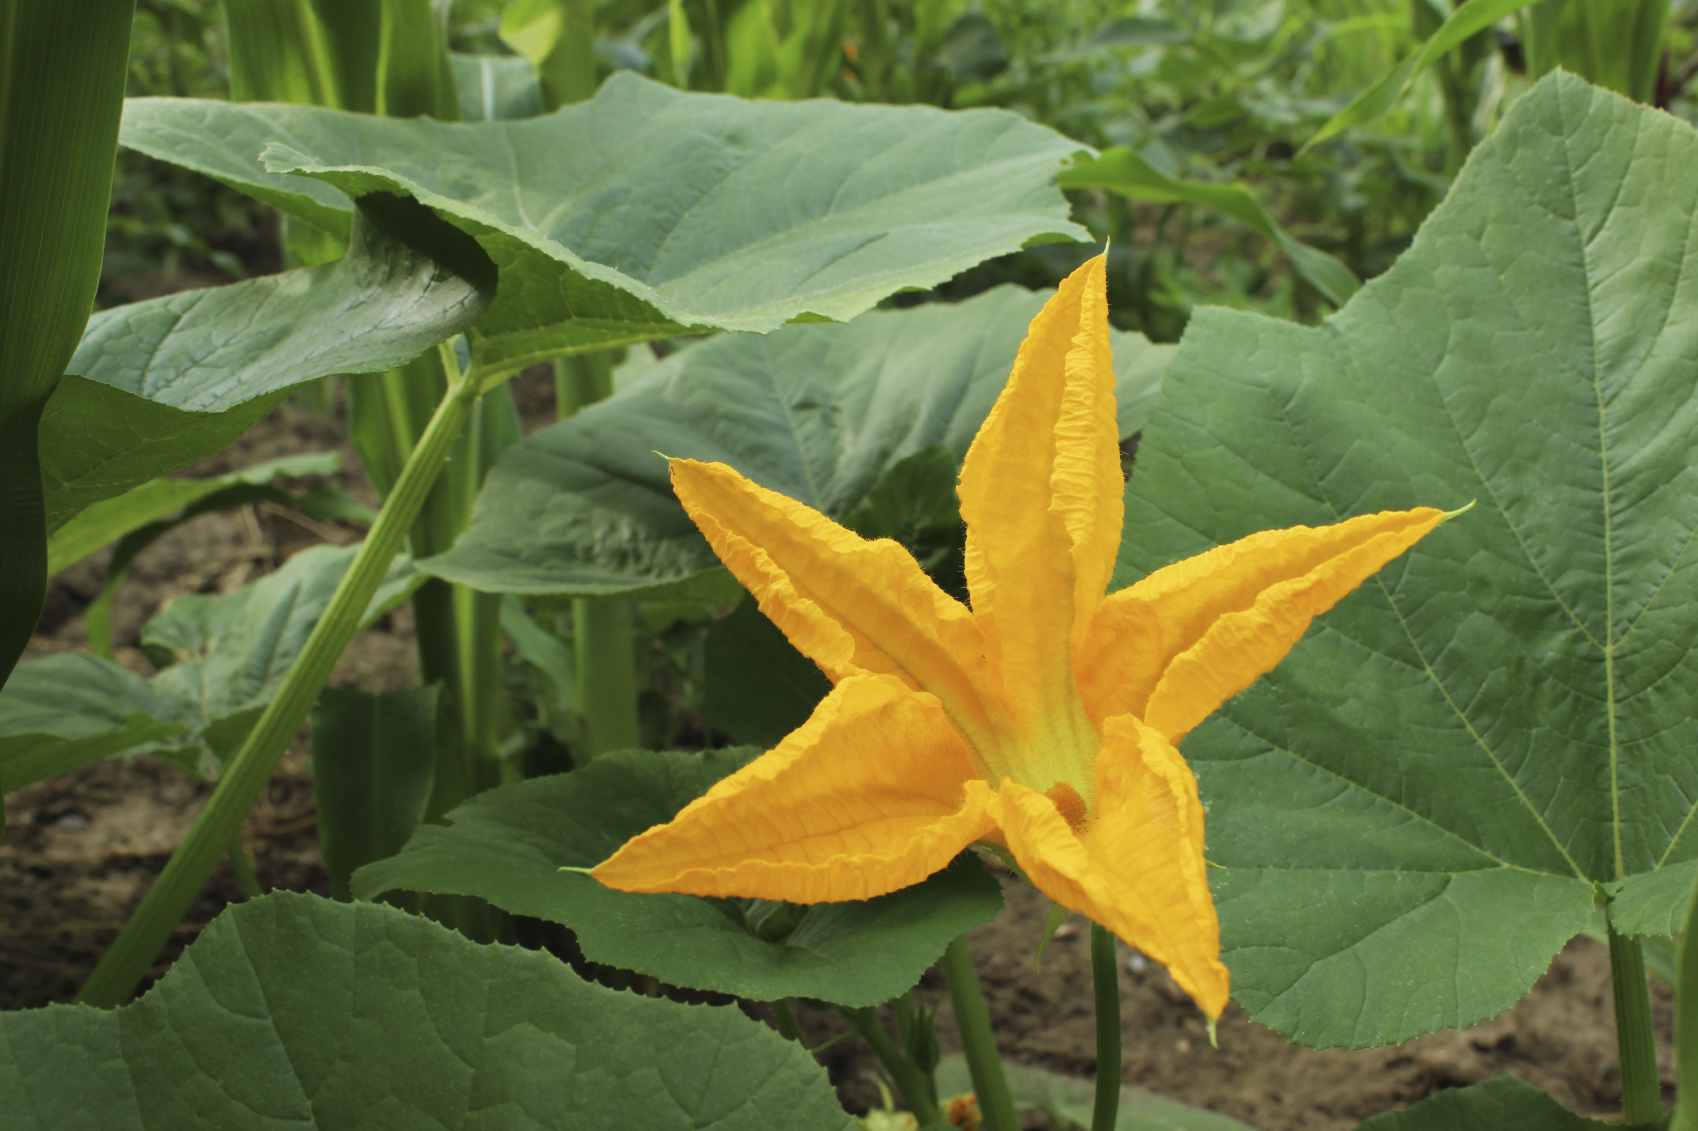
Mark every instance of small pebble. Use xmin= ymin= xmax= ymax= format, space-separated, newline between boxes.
xmin=55 ymin=813 xmax=89 ymax=831
xmin=1127 ymin=951 xmax=1147 ymax=974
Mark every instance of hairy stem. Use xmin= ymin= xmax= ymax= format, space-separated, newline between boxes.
xmin=78 ymin=342 xmax=481 ymax=1008
xmin=1090 ymin=923 xmax=1123 ymax=1131
xmin=941 ymin=935 xmax=1019 ymax=1131
xmin=1609 ymin=921 xmax=1664 ymax=1126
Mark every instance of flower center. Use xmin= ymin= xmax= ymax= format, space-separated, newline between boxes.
xmin=1044 ymin=781 xmax=1088 ymax=830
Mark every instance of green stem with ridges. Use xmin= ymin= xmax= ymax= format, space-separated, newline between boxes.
xmin=941 ymin=935 xmax=1019 ymax=1131
xmin=575 ymin=597 xmax=640 ymax=755
xmin=847 ymin=1007 xmax=944 ymax=1128
xmin=77 ymin=342 xmax=482 ymax=1008
xmin=555 ymin=351 xmax=642 ymax=757
xmin=1608 ymin=921 xmax=1664 ymax=1126
xmin=1090 ymin=923 xmax=1122 ymax=1131
xmin=1671 ymin=864 xmax=1698 ymax=1131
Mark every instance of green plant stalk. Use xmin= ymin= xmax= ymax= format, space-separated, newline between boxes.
xmin=352 ymin=355 xmax=521 ymax=943
xmin=575 ymin=598 xmax=640 ymax=755
xmin=351 ymin=358 xmax=516 ymax=804
xmin=1608 ymin=921 xmax=1664 ymax=1126
xmin=556 ymin=351 xmax=642 ymax=757
xmin=1670 ymin=866 xmax=1698 ymax=1131
xmin=848 ymin=1007 xmax=944 ymax=1127
xmin=77 ymin=341 xmax=482 ymax=1008
xmin=1090 ymin=923 xmax=1122 ymax=1131
xmin=941 ymin=935 xmax=1019 ymax=1131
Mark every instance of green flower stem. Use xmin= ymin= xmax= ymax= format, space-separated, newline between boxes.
xmin=77 ymin=342 xmax=482 ymax=1009
xmin=941 ymin=934 xmax=1019 ymax=1131
xmin=1090 ymin=923 xmax=1122 ymax=1131
xmin=848 ymin=1007 xmax=943 ymax=1128
xmin=1671 ymin=867 xmax=1698 ymax=1131
xmin=1608 ymin=920 xmax=1664 ymax=1126
xmin=770 ymin=998 xmax=804 ymax=1043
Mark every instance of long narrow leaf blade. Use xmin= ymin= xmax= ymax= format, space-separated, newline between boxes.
xmin=0 ymin=0 xmax=134 ymax=690
xmin=1058 ymin=148 xmax=1361 ymax=306
xmin=1304 ymin=0 xmax=1531 ymax=151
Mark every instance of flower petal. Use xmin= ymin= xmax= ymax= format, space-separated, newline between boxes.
xmin=990 ymin=715 xmax=1228 ymax=1018
xmin=670 ymin=457 xmax=1006 ymax=756
xmin=956 ymin=257 xmax=1111 ymax=756
xmin=1079 ymin=508 xmax=1445 ymax=741
xmin=592 ymin=674 xmax=996 ymax=903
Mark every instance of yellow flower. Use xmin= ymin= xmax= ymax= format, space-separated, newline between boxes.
xmin=592 ymin=255 xmax=1445 ymax=1019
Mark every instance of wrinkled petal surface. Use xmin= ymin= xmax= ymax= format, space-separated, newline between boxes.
xmin=671 ymin=458 xmax=1006 ymax=758
xmin=956 ymin=257 xmax=1111 ymax=775
xmin=592 ymin=674 xmax=996 ymax=903
xmin=1078 ymin=508 xmax=1444 ymax=741
xmin=991 ymin=714 xmax=1227 ymax=1018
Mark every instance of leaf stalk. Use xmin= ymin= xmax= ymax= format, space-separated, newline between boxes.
xmin=1672 ymin=866 xmax=1698 ymax=1131
xmin=77 ymin=340 xmax=482 ymax=1008
xmin=1608 ymin=920 xmax=1665 ymax=1126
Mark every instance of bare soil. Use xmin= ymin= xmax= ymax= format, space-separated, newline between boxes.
xmin=2 ymin=399 xmax=1675 ymax=1129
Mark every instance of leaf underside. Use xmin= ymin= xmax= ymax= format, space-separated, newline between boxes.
xmin=120 ymin=73 xmax=1090 ymax=372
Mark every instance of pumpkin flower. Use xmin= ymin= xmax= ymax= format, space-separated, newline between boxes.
xmin=592 ymin=255 xmax=1446 ymax=1020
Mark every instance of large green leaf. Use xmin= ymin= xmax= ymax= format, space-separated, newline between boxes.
xmin=45 ymin=200 xmax=493 ymax=531
xmin=703 ymin=596 xmax=834 ymax=747
xmin=1354 ymin=1075 xmax=1623 ymax=1130
xmin=424 ymin=285 xmax=1170 ymax=599
xmin=0 ymin=1 xmax=134 ymax=691
xmin=0 ymin=891 xmax=855 ymax=1131
xmin=118 ymin=74 xmax=1090 ymax=374
xmin=351 ymin=747 xmax=1005 ymax=1006
xmin=1610 ymin=859 xmax=1698 ymax=940
xmin=0 ymin=543 xmax=418 ymax=791
xmin=0 ymin=656 xmax=187 ymax=793
xmin=1116 ymin=73 xmax=1697 ymax=1050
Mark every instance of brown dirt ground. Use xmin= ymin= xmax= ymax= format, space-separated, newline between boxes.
xmin=2 ymin=399 xmax=1676 ymax=1129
